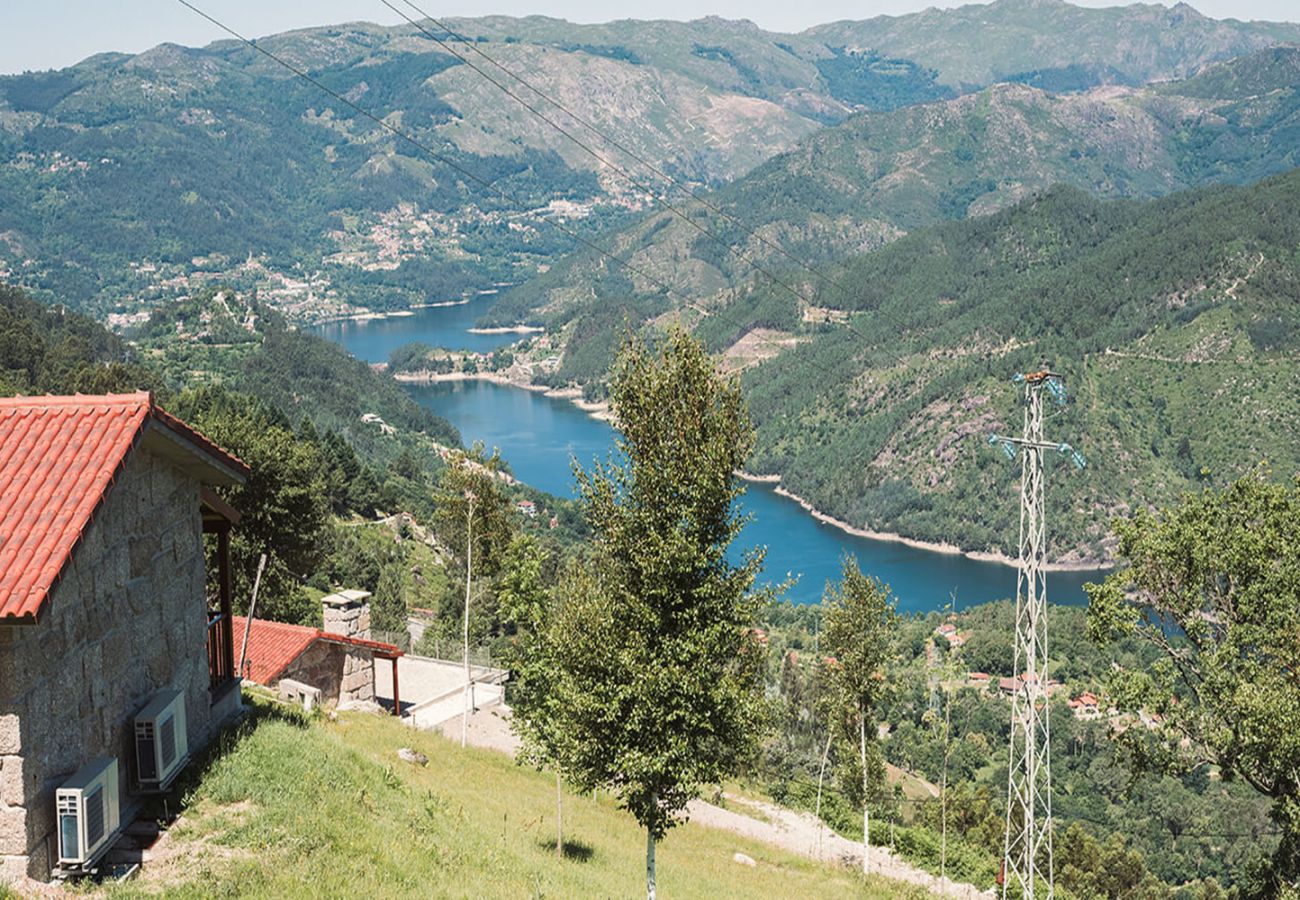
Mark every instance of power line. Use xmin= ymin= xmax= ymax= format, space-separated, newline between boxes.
xmin=375 ymin=0 xmax=824 ymax=323
xmin=171 ymin=0 xmax=850 ymax=385
xmin=381 ymin=0 xmax=924 ymax=364
xmin=392 ymin=0 xmax=858 ymax=294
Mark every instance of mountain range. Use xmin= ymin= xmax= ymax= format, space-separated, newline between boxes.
xmin=1 ymin=0 xmax=1299 ymax=561
xmin=1 ymin=0 xmax=1297 ymax=323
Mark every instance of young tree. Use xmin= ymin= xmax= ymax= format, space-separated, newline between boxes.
xmin=1087 ymin=473 xmax=1300 ymax=896
xmin=819 ymin=558 xmax=898 ymax=875
xmin=550 ymin=330 xmax=771 ymax=900
xmin=433 ymin=444 xmax=512 ymax=747
xmin=498 ymin=534 xmax=570 ymax=857
xmin=369 ymin=560 xmax=408 ymax=642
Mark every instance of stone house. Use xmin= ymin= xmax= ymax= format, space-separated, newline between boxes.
xmin=0 ymin=392 xmax=248 ymax=883
xmin=233 ymin=590 xmax=403 ymax=711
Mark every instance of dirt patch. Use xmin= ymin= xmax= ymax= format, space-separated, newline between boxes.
xmin=721 ymin=328 xmax=803 ymax=372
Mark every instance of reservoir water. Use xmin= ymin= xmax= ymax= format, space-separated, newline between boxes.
xmin=318 ymin=309 xmax=1103 ymax=613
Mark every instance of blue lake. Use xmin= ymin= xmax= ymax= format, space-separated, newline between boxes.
xmin=408 ymin=379 xmax=1102 ymax=613
xmin=319 ymin=306 xmax=1103 ymax=613
xmin=312 ymin=298 xmax=518 ymax=362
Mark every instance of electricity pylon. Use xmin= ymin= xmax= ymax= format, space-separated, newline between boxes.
xmin=987 ymin=369 xmax=1086 ymax=899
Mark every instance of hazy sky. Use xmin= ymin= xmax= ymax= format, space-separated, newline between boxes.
xmin=3 ymin=0 xmax=1299 ymax=75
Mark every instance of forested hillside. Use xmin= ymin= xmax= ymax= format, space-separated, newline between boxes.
xmin=491 ymin=47 xmax=1300 ymax=328
xmin=722 ymin=170 xmax=1300 ymax=562
xmin=495 ymin=169 xmax=1300 ymax=563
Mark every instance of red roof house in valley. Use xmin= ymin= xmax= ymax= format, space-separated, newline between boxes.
xmin=233 ymin=592 xmax=403 ymax=712
xmin=0 ymin=392 xmax=248 ymax=884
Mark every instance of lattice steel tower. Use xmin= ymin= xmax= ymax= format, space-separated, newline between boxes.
xmin=988 ymin=369 xmax=1085 ymax=899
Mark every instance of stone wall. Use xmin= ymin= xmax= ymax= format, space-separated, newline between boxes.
xmin=281 ymin=641 xmax=345 ymax=704
xmin=0 ymin=448 xmax=213 ymax=882
xmin=279 ymin=641 xmax=376 ymax=706
xmin=339 ymin=647 xmax=376 ymax=705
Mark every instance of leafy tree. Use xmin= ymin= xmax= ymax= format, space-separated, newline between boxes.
xmin=498 ymin=534 xmax=570 ymax=857
xmin=178 ymin=386 xmax=330 ymax=625
xmin=1056 ymin=822 xmax=1171 ymax=899
xmin=549 ymin=330 xmax=771 ymax=899
xmin=1087 ymin=473 xmax=1300 ymax=895
xmin=370 ymin=561 xmax=408 ymax=642
xmin=819 ymin=559 xmax=898 ymax=872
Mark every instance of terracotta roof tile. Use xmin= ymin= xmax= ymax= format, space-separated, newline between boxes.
xmin=233 ymin=616 xmax=320 ymax=685
xmin=233 ymin=615 xmax=403 ymax=685
xmin=0 ymin=392 xmax=247 ymax=622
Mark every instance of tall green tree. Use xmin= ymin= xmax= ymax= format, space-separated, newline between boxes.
xmin=370 ymin=561 xmax=409 ymax=643
xmin=1086 ymin=473 xmax=1300 ymax=897
xmin=819 ymin=559 xmax=898 ymax=874
xmin=550 ymin=329 xmax=771 ymax=899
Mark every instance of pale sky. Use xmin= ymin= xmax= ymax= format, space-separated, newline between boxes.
xmin=2 ymin=0 xmax=1298 ymax=76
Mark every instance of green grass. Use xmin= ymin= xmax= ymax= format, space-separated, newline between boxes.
xmin=105 ymin=698 xmax=925 ymax=898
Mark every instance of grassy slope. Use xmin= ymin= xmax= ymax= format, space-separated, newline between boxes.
xmin=108 ymin=700 xmax=924 ymax=899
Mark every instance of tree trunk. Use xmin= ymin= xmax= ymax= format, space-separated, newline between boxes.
xmin=860 ymin=709 xmax=869 ymax=875
xmin=814 ymin=730 xmax=833 ymax=860
xmin=556 ymin=771 xmax=564 ymax=859
xmin=646 ymin=822 xmax=657 ymax=900
xmin=462 ymin=499 xmax=474 ymax=749
xmin=941 ymin=685 xmax=951 ymax=882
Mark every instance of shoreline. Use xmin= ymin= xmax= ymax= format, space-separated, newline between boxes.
xmin=466 ymin=325 xmax=544 ymax=335
xmin=397 ymin=370 xmax=1109 ymax=573
xmin=735 ymin=473 xmax=1107 ymax=573
xmin=310 ymin=298 xmax=472 ymax=326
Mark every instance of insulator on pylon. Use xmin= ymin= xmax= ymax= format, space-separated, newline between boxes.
xmin=1045 ymin=377 xmax=1068 ymax=406
xmin=1001 ymin=442 xmax=1017 ymax=461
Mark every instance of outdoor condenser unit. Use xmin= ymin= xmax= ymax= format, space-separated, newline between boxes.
xmin=134 ymin=689 xmax=188 ymax=788
xmin=56 ymin=756 xmax=120 ymax=868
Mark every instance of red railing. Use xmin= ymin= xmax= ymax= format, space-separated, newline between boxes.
xmin=207 ymin=612 xmax=235 ymax=690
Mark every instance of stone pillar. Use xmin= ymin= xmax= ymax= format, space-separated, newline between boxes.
xmin=321 ymin=590 xmax=371 ymax=641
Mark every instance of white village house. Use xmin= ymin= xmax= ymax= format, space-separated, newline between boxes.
xmin=0 ymin=392 xmax=248 ymax=883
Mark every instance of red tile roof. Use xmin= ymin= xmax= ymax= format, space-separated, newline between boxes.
xmin=233 ymin=616 xmax=321 ymax=684
xmin=0 ymin=392 xmax=249 ymax=623
xmin=233 ymin=616 xmax=404 ymax=685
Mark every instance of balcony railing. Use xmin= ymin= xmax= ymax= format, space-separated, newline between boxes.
xmin=208 ymin=611 xmax=235 ymax=690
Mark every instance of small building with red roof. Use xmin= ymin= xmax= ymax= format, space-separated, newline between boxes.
xmin=0 ymin=392 xmax=248 ymax=883
xmin=233 ymin=589 xmax=403 ymax=711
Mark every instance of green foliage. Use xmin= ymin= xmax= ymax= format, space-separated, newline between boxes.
xmin=550 ymin=330 xmax=772 ymax=851
xmin=497 ymin=534 xmax=566 ymax=772
xmin=1087 ymin=473 xmax=1300 ymax=892
xmin=177 ymin=386 xmax=332 ymax=625
xmin=1056 ymin=822 xmax=1171 ymax=899
xmin=814 ymin=48 xmax=953 ymax=111
xmin=370 ymin=562 xmax=408 ymax=639
xmin=430 ymin=444 xmax=516 ymax=646
xmin=819 ymin=560 xmax=899 ymax=816
xmin=0 ymin=283 xmax=163 ymax=396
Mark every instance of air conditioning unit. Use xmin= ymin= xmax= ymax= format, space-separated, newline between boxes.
xmin=134 ymin=689 xmax=188 ymax=788
xmin=56 ymin=756 xmax=120 ymax=868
